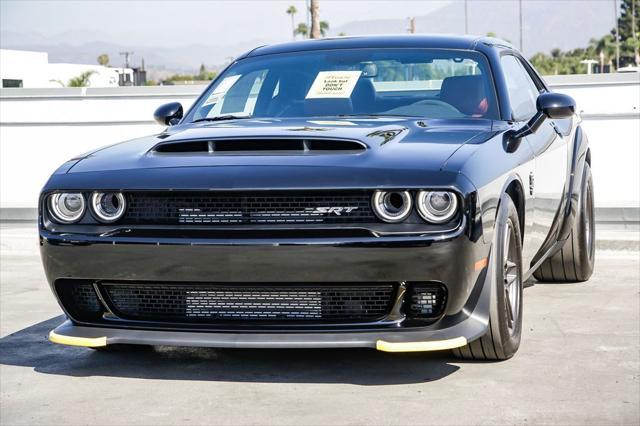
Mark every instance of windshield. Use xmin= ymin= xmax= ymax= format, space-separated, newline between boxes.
xmin=188 ymin=48 xmax=499 ymax=122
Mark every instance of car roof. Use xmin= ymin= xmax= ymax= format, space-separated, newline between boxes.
xmin=243 ymin=34 xmax=514 ymax=58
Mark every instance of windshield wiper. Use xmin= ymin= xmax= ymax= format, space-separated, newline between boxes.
xmin=192 ymin=115 xmax=252 ymax=123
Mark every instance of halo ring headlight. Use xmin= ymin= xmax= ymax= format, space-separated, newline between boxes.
xmin=416 ymin=190 xmax=458 ymax=224
xmin=90 ymin=192 xmax=126 ymax=223
xmin=48 ymin=193 xmax=86 ymax=224
xmin=372 ymin=191 xmax=412 ymax=223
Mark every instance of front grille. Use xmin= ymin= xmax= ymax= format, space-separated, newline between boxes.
xmin=123 ymin=191 xmax=376 ymax=225
xmin=102 ymin=283 xmax=395 ymax=323
xmin=71 ymin=284 xmax=102 ymax=314
xmin=55 ymin=280 xmax=104 ymax=321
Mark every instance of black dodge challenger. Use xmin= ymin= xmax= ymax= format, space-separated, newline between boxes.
xmin=40 ymin=35 xmax=595 ymax=360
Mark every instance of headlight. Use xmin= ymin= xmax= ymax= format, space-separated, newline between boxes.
xmin=416 ymin=190 xmax=458 ymax=223
xmin=372 ymin=191 xmax=412 ymax=223
xmin=48 ymin=193 xmax=85 ymax=223
xmin=90 ymin=192 xmax=126 ymax=223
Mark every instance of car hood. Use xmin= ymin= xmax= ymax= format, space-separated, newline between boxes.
xmin=53 ymin=118 xmax=497 ymax=191
xmin=71 ymin=118 xmax=494 ymax=172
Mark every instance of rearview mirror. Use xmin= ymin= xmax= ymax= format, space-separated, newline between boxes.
xmin=154 ymin=102 xmax=183 ymax=126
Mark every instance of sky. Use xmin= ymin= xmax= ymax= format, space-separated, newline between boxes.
xmin=0 ymin=0 xmax=619 ymax=73
xmin=0 ymin=0 xmax=451 ymax=47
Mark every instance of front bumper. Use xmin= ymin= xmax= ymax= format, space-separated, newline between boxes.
xmin=41 ymin=221 xmax=493 ymax=351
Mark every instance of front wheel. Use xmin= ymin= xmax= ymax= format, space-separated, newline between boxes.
xmin=453 ymin=195 xmax=523 ymax=361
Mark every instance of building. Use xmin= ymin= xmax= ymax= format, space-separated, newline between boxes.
xmin=0 ymin=49 xmax=136 ymax=88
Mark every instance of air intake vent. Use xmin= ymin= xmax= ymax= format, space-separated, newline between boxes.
xmin=153 ymin=138 xmax=366 ymax=154
xmin=101 ymin=282 xmax=395 ymax=323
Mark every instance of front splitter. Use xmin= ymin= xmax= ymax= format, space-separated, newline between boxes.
xmin=49 ymin=316 xmax=484 ymax=353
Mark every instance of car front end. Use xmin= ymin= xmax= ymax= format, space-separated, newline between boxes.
xmin=40 ymin=38 xmax=502 ymax=352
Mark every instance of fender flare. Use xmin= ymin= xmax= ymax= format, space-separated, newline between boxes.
xmin=528 ymin=125 xmax=590 ymax=274
xmin=558 ymin=125 xmax=590 ymax=241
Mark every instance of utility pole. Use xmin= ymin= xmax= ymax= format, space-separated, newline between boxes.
xmin=614 ymin=0 xmax=620 ymax=69
xmin=119 ymin=51 xmax=134 ymax=69
xmin=519 ymin=0 xmax=523 ymax=52
xmin=118 ymin=51 xmax=134 ymax=86
xmin=464 ymin=0 xmax=468 ymax=34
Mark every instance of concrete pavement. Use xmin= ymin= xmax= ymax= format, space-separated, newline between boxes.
xmin=1 ymin=223 xmax=638 ymax=425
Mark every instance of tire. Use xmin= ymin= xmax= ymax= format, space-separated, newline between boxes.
xmin=453 ymin=195 xmax=523 ymax=361
xmin=533 ymin=163 xmax=595 ymax=283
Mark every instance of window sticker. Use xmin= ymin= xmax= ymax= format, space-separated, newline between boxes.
xmin=305 ymin=71 xmax=362 ymax=99
xmin=203 ymin=74 xmax=242 ymax=106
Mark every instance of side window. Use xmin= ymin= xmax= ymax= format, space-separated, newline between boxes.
xmin=500 ymin=55 xmax=540 ymax=121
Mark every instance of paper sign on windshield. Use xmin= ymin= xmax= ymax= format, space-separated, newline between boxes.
xmin=305 ymin=71 xmax=362 ymax=99
xmin=203 ymin=74 xmax=242 ymax=106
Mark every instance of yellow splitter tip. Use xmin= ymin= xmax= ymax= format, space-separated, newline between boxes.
xmin=49 ymin=330 xmax=107 ymax=348
xmin=376 ymin=336 xmax=467 ymax=352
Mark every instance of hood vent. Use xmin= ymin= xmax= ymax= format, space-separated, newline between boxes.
xmin=153 ymin=139 xmax=366 ymax=154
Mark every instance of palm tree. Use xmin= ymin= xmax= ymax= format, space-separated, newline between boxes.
xmin=286 ymin=5 xmax=297 ymax=40
xmin=67 ymin=71 xmax=96 ymax=87
xmin=97 ymin=54 xmax=109 ymax=66
xmin=310 ymin=0 xmax=321 ymax=39
xmin=320 ymin=20 xmax=329 ymax=37
xmin=295 ymin=22 xmax=309 ymax=39
xmin=590 ymin=35 xmax=617 ymax=69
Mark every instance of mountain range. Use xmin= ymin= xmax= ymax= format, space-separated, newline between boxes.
xmin=1 ymin=1 xmax=615 ymax=75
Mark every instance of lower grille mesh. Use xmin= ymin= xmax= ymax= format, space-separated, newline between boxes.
xmin=71 ymin=284 xmax=102 ymax=314
xmin=102 ymin=283 xmax=395 ymax=323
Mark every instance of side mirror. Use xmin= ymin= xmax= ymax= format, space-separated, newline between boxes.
xmin=505 ymin=92 xmax=576 ymax=153
xmin=153 ymin=102 xmax=183 ymax=126
xmin=537 ymin=92 xmax=576 ymax=119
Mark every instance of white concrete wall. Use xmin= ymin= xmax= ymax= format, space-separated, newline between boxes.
xmin=1 ymin=74 xmax=638 ymax=216
xmin=544 ymin=73 xmax=640 ymax=210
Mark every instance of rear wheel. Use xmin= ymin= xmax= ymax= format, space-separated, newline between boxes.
xmin=453 ymin=195 xmax=523 ymax=361
xmin=533 ymin=163 xmax=595 ymax=282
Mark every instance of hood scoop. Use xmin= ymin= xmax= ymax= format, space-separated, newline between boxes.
xmin=152 ymin=138 xmax=367 ymax=155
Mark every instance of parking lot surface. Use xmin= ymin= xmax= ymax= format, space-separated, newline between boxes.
xmin=1 ymin=223 xmax=638 ymax=425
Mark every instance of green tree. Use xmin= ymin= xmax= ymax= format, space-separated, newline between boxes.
xmin=286 ymin=5 xmax=297 ymax=39
xmin=295 ymin=22 xmax=309 ymax=39
xmin=198 ymin=63 xmax=207 ymax=80
xmin=528 ymin=0 xmax=639 ymax=75
xmin=590 ymin=34 xmax=617 ymax=68
xmin=67 ymin=70 xmax=95 ymax=87
xmin=320 ymin=20 xmax=329 ymax=37
xmin=97 ymin=54 xmax=109 ymax=66
xmin=614 ymin=0 xmax=639 ymax=65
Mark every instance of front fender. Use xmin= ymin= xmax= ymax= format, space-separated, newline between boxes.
xmin=558 ymin=126 xmax=589 ymax=241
